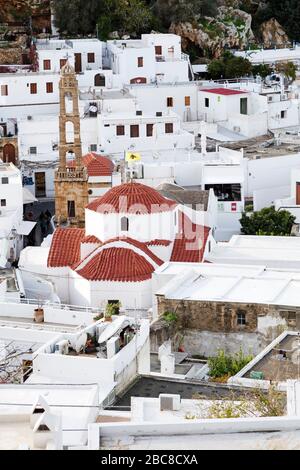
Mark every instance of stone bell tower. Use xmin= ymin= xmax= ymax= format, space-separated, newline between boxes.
xmin=54 ymin=62 xmax=88 ymax=227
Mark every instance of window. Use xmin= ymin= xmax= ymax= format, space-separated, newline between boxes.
xmin=46 ymin=82 xmax=53 ymax=93
xmin=165 ymin=123 xmax=173 ymax=134
xmin=281 ymin=110 xmax=287 ymax=119
xmin=43 ymin=59 xmax=51 ymax=70
xmin=116 ymin=125 xmax=125 ymax=136
xmin=29 ymin=147 xmax=37 ymax=155
xmin=1 ymin=177 xmax=8 ymax=184
xmin=1 ymin=85 xmax=8 ymax=96
xmin=167 ymin=97 xmax=173 ymax=107
xmin=237 ymin=312 xmax=246 ymax=326
xmin=205 ymin=97 xmax=209 ymax=108
xmin=185 ymin=96 xmax=191 ymax=106
xmin=155 ymin=45 xmax=162 ymax=55
xmin=88 ymin=53 xmax=95 ymax=63
xmin=121 ymin=217 xmax=129 ymax=231
xmin=204 ymin=183 xmax=241 ymax=202
xmin=1 ymin=199 xmax=6 ymax=207
xmin=60 ymin=59 xmax=67 ymax=69
xmin=137 ymin=57 xmax=143 ymax=68
xmin=146 ymin=124 xmax=154 ymax=137
xmin=30 ymin=83 xmax=37 ymax=94
xmin=68 ymin=200 xmax=76 ymax=218
xmin=90 ymin=144 xmax=97 ymax=152
xmin=130 ymin=125 xmax=139 ymax=138
xmin=240 ymin=97 xmax=248 ymax=115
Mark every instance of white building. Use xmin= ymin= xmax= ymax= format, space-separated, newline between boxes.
xmin=19 ymin=182 xmax=213 ymax=309
xmin=206 ymin=234 xmax=300 ymax=270
xmin=274 ymin=166 xmax=300 ymax=223
xmin=0 ymin=162 xmax=36 ymax=266
xmin=105 ymin=34 xmax=191 ymax=85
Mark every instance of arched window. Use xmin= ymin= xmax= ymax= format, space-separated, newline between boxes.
xmin=130 ymin=77 xmax=147 ymax=84
xmin=65 ymin=92 xmax=73 ymax=114
xmin=65 ymin=121 xmax=75 ymax=144
xmin=121 ymin=216 xmax=129 ymax=232
xmin=94 ymin=74 xmax=106 ymax=87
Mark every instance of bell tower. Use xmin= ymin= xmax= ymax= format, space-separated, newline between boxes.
xmin=54 ymin=62 xmax=88 ymax=227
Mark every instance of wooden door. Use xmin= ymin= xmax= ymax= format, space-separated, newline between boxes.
xmin=35 ymin=172 xmax=46 ymax=198
xmin=296 ymin=183 xmax=300 ymax=205
xmin=3 ymin=143 xmax=16 ymax=164
xmin=75 ymin=53 xmax=82 ymax=73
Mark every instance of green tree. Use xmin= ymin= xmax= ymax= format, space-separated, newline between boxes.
xmin=275 ymin=61 xmax=297 ymax=82
xmin=97 ymin=0 xmax=154 ymax=39
xmin=240 ymin=206 xmax=296 ymax=236
xmin=207 ymin=52 xmax=252 ymax=79
xmin=154 ymin=0 xmax=218 ymax=29
xmin=252 ymin=64 xmax=273 ymax=79
xmin=53 ymin=0 xmax=102 ymax=36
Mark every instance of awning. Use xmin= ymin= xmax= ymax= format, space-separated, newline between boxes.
xmin=16 ymin=221 xmax=36 ymax=236
xmin=23 ymin=187 xmax=37 ymax=205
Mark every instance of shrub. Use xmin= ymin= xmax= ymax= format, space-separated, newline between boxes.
xmin=208 ymin=348 xmax=253 ymax=378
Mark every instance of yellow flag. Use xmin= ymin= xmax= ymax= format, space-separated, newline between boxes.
xmin=126 ymin=151 xmax=141 ymax=162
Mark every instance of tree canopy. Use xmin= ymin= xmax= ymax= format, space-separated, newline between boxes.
xmin=207 ymin=52 xmax=252 ymax=80
xmin=240 ymin=206 xmax=296 ymax=236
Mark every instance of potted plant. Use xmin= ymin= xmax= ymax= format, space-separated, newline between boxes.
xmin=104 ymin=303 xmax=114 ymax=322
xmin=34 ymin=301 xmax=44 ymax=323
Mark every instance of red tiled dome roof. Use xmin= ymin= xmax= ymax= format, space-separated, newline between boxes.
xmin=76 ymin=247 xmax=156 ymax=282
xmin=86 ymin=182 xmax=177 ymax=214
xmin=67 ymin=152 xmax=114 ymax=177
xmin=48 ymin=228 xmax=85 ymax=268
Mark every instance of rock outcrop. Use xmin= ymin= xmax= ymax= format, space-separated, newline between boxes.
xmin=259 ymin=18 xmax=290 ymax=48
xmin=0 ymin=0 xmax=51 ymax=32
xmin=170 ymin=7 xmax=254 ymax=58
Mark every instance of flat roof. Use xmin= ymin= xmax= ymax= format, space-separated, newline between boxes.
xmin=200 ymin=88 xmax=248 ymax=96
xmin=207 ymin=235 xmax=300 ymax=270
xmin=156 ymin=263 xmax=300 ymax=307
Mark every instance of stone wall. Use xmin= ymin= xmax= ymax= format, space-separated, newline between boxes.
xmin=153 ymin=295 xmax=300 ymax=357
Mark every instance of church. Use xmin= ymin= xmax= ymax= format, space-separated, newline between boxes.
xmin=18 ymin=62 xmax=213 ymax=311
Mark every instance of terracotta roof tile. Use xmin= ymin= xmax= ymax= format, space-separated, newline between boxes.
xmin=76 ymin=247 xmax=156 ymax=282
xmin=146 ymin=239 xmax=172 ymax=247
xmin=68 ymin=152 xmax=114 ymax=177
xmin=47 ymin=228 xmax=85 ymax=268
xmin=81 ymin=235 xmax=102 ymax=244
xmin=102 ymin=237 xmax=164 ymax=266
xmin=171 ymin=212 xmax=210 ymax=263
xmin=86 ymin=182 xmax=177 ymax=214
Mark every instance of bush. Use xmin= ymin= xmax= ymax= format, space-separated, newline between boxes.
xmin=208 ymin=348 xmax=253 ymax=379
xmin=240 ymin=206 xmax=296 ymax=236
xmin=163 ymin=311 xmax=178 ymax=324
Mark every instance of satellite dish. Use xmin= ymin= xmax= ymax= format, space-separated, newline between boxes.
xmin=73 ymin=333 xmax=88 ymax=354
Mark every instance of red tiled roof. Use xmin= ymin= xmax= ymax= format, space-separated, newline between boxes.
xmin=67 ymin=152 xmax=114 ymax=177
xmin=146 ymin=239 xmax=172 ymax=247
xmin=47 ymin=228 xmax=85 ymax=268
xmin=171 ymin=212 xmax=210 ymax=263
xmin=76 ymin=247 xmax=156 ymax=282
xmin=86 ymin=182 xmax=177 ymax=214
xmin=201 ymin=88 xmax=248 ymax=96
xmin=101 ymin=237 xmax=164 ymax=266
xmin=81 ymin=235 xmax=102 ymax=244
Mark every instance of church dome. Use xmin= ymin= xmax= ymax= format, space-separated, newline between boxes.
xmin=86 ymin=182 xmax=177 ymax=214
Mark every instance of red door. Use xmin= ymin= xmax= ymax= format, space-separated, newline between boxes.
xmin=3 ymin=143 xmax=16 ymax=164
xmin=296 ymin=183 xmax=300 ymax=205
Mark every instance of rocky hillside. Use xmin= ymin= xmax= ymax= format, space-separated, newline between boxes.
xmin=0 ymin=0 xmax=51 ymax=32
xmin=170 ymin=3 xmax=290 ymax=58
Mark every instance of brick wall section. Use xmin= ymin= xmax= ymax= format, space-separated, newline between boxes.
xmin=156 ymin=295 xmax=300 ymax=334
